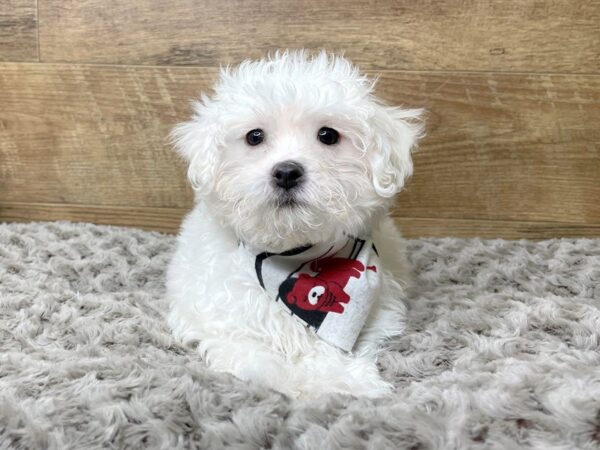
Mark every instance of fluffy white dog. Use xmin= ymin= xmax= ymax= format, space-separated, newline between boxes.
xmin=167 ymin=51 xmax=423 ymax=398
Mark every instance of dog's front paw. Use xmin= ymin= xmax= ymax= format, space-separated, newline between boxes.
xmin=230 ymin=357 xmax=297 ymax=396
xmin=299 ymin=375 xmax=392 ymax=400
xmin=290 ymin=354 xmax=393 ymax=399
xmin=207 ymin=345 xmax=299 ymax=396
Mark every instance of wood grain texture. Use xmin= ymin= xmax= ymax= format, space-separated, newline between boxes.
xmin=382 ymin=72 xmax=600 ymax=224
xmin=1 ymin=63 xmax=598 ymax=230
xmin=3 ymin=202 xmax=600 ymax=239
xmin=38 ymin=0 xmax=600 ymax=73
xmin=0 ymin=0 xmax=38 ymax=61
xmin=0 ymin=63 xmax=212 ymax=208
xmin=394 ymin=217 xmax=600 ymax=240
xmin=0 ymin=202 xmax=183 ymax=233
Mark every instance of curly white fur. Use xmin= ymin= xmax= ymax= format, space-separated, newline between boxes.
xmin=167 ymin=50 xmax=424 ymax=398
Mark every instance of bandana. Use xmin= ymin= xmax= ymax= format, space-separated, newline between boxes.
xmin=249 ymin=237 xmax=381 ymax=352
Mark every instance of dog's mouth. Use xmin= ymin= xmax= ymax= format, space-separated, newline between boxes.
xmin=274 ymin=192 xmax=304 ymax=209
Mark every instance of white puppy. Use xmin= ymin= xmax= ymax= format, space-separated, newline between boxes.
xmin=167 ymin=51 xmax=423 ymax=398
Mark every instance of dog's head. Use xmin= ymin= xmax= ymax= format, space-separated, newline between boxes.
xmin=173 ymin=51 xmax=424 ymax=251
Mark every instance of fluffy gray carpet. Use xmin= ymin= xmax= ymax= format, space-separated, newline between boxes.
xmin=1 ymin=221 xmax=599 ymax=450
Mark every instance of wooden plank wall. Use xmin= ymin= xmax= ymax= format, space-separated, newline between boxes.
xmin=1 ymin=0 xmax=599 ymax=238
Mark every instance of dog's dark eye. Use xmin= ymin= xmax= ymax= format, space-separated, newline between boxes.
xmin=317 ymin=127 xmax=339 ymax=145
xmin=246 ymin=129 xmax=265 ymax=146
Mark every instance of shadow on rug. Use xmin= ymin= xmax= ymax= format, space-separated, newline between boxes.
xmin=1 ymin=221 xmax=599 ymax=449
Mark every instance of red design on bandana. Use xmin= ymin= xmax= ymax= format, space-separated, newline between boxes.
xmin=285 ymin=257 xmax=366 ymax=314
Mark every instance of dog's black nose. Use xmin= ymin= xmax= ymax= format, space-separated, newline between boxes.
xmin=272 ymin=160 xmax=305 ymax=190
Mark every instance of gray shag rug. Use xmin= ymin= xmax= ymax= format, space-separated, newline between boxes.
xmin=1 ymin=221 xmax=599 ymax=450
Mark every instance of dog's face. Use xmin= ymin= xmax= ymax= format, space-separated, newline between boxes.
xmin=173 ymin=52 xmax=423 ymax=251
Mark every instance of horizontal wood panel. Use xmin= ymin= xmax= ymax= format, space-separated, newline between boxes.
xmin=0 ymin=202 xmax=183 ymax=233
xmin=381 ymin=72 xmax=600 ymax=223
xmin=395 ymin=217 xmax=600 ymax=240
xmin=1 ymin=63 xmax=599 ymax=227
xmin=0 ymin=63 xmax=208 ymax=208
xmin=38 ymin=0 xmax=600 ymax=73
xmin=3 ymin=202 xmax=600 ymax=239
xmin=0 ymin=0 xmax=38 ymax=61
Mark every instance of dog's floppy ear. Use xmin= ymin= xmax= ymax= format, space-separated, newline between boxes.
xmin=369 ymin=105 xmax=424 ymax=198
xmin=170 ymin=100 xmax=220 ymax=194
